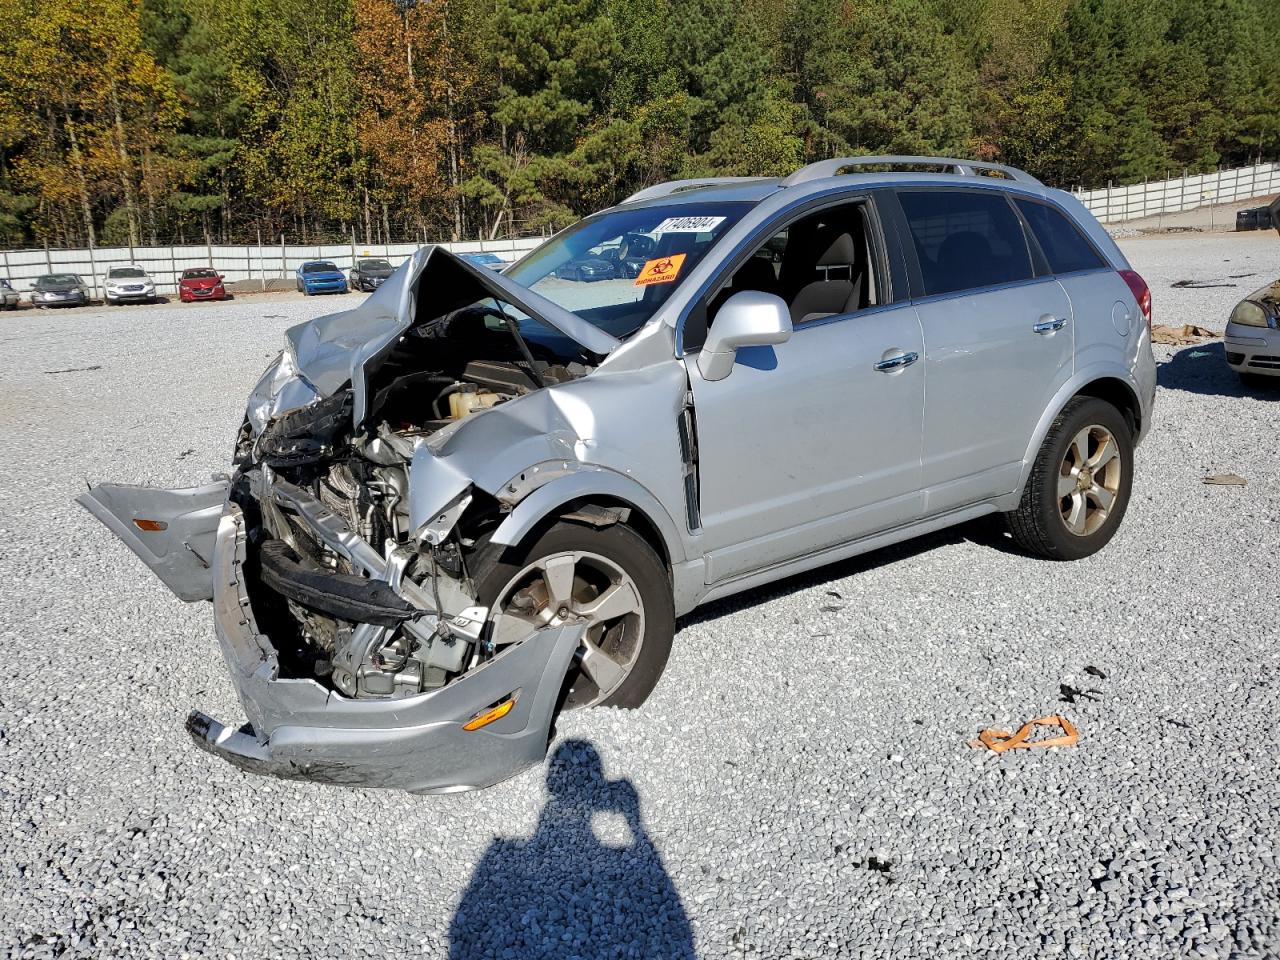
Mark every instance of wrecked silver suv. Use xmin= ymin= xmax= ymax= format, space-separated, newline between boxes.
xmin=81 ymin=156 xmax=1156 ymax=793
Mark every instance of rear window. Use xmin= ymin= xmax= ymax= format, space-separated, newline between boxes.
xmin=898 ymin=190 xmax=1034 ymax=297
xmin=1015 ymin=200 xmax=1107 ymax=275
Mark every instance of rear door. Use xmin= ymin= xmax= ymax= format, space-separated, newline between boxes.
xmin=1012 ymin=197 xmax=1132 ymax=372
xmin=890 ymin=188 xmax=1075 ymax=514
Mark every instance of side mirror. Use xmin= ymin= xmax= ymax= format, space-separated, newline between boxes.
xmin=696 ymin=290 xmax=793 ymax=382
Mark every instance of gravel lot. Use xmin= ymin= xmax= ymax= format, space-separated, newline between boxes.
xmin=2 ymin=232 xmax=1278 ymax=959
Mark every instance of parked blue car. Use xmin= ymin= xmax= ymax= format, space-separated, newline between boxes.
xmin=295 ymin=260 xmax=349 ymax=296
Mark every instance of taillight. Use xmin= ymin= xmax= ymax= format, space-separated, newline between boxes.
xmin=1118 ymin=269 xmax=1152 ymax=327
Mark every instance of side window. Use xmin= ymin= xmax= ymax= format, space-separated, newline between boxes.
xmin=897 ymin=190 xmax=1034 ymax=297
xmin=1015 ymin=200 xmax=1107 ymax=275
xmin=689 ymin=201 xmax=880 ymax=352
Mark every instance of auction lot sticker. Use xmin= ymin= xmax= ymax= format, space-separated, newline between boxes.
xmin=634 ymin=254 xmax=687 ymax=286
xmin=653 ymin=216 xmax=725 ymax=233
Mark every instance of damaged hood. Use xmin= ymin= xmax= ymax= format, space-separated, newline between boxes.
xmin=246 ymin=245 xmax=620 ymax=433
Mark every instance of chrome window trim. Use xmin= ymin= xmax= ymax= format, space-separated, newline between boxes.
xmin=1049 ymin=265 xmax=1114 ymax=281
xmin=791 ymin=300 xmax=909 ymax=333
xmin=906 ymin=273 xmax=1062 ymax=308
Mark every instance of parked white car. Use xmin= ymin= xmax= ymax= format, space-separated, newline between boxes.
xmin=1224 ymin=281 xmax=1280 ymax=385
xmin=104 ymin=265 xmax=157 ymax=304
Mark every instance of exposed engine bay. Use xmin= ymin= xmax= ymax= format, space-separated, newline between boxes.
xmin=232 ymin=297 xmax=596 ymax=701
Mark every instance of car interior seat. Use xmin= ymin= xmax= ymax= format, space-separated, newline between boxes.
xmin=786 ymin=229 xmax=865 ymax=323
xmin=706 ymin=254 xmax=781 ymax=317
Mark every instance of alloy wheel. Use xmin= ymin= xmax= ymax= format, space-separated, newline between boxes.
xmin=1058 ymin=424 xmax=1122 ymax=537
xmin=487 ymin=550 xmax=645 ymax=709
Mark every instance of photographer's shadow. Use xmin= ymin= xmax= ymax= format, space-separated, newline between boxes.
xmin=449 ymin=739 xmax=695 ymax=960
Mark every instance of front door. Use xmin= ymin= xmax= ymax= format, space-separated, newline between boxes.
xmin=687 ymin=303 xmax=926 ymax=584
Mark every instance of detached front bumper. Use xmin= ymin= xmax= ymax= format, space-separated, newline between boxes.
xmin=191 ymin=505 xmax=584 ymax=793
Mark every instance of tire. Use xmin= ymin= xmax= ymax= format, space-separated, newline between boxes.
xmin=1005 ymin=397 xmax=1134 ymax=561
xmin=470 ymin=520 xmax=675 ymax=710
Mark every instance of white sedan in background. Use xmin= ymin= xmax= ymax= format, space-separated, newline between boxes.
xmin=1225 ymin=281 xmax=1280 ymax=386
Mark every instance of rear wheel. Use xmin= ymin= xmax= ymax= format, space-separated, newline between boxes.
xmin=1005 ymin=397 xmax=1134 ymax=560
xmin=471 ymin=521 xmax=674 ymax=710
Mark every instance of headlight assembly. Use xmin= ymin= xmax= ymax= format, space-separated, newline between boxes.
xmin=1230 ymin=300 xmax=1269 ymax=328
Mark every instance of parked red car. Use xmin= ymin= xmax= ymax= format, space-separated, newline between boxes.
xmin=178 ymin=268 xmax=230 ymax=302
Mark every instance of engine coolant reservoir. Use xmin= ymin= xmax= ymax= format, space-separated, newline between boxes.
xmin=449 ymin=390 xmax=502 ymax=419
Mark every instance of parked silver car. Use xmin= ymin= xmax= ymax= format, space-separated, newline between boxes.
xmin=80 ymin=156 xmax=1157 ymax=793
xmin=31 ymin=273 xmax=90 ymax=307
xmin=104 ymin=265 xmax=157 ymax=304
xmin=1224 ymin=280 xmax=1280 ymax=385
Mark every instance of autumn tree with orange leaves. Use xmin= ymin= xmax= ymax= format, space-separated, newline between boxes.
xmin=0 ymin=0 xmax=182 ymax=247
xmin=354 ymin=0 xmax=481 ymax=242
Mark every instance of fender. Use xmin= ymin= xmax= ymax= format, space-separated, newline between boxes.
xmin=490 ymin=467 xmax=690 ymax=565
xmin=1010 ymin=361 xmax=1143 ymax=504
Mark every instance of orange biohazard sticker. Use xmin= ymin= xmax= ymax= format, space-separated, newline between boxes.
xmin=634 ymin=254 xmax=687 ymax=287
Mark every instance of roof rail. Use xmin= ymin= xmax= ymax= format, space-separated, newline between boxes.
xmin=622 ymin=177 xmax=773 ymax=204
xmin=780 ymin=155 xmax=1042 ymax=187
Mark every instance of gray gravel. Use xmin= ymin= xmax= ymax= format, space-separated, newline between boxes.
xmin=2 ymin=232 xmax=1278 ymax=959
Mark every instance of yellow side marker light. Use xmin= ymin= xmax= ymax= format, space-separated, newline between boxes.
xmin=463 ymin=696 xmax=517 ymax=732
xmin=133 ymin=519 xmax=168 ymax=532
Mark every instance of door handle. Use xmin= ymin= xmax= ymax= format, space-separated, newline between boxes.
xmin=874 ymin=351 xmax=919 ymax=372
xmin=1034 ymin=316 xmax=1067 ymax=334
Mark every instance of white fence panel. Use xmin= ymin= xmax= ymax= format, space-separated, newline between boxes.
xmin=1072 ymin=161 xmax=1280 ymax=223
xmin=0 ymin=235 xmax=544 ymax=298
xmin=9 ymin=161 xmax=1276 ymax=295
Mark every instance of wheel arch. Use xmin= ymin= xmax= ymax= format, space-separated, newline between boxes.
xmin=1012 ymin=369 xmax=1143 ymax=504
xmin=487 ymin=471 xmax=688 ymax=570
xmin=1072 ymin=376 xmax=1142 ymax=437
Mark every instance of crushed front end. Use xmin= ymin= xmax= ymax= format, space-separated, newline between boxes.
xmin=82 ymin=247 xmax=619 ymax=792
xmin=192 ymin=502 xmax=585 ymax=792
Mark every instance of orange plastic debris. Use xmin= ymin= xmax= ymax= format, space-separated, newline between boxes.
xmin=970 ymin=715 xmax=1078 ymax=753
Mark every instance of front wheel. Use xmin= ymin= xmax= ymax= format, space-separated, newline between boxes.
xmin=1005 ymin=397 xmax=1134 ymax=560
xmin=471 ymin=521 xmax=675 ymax=710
